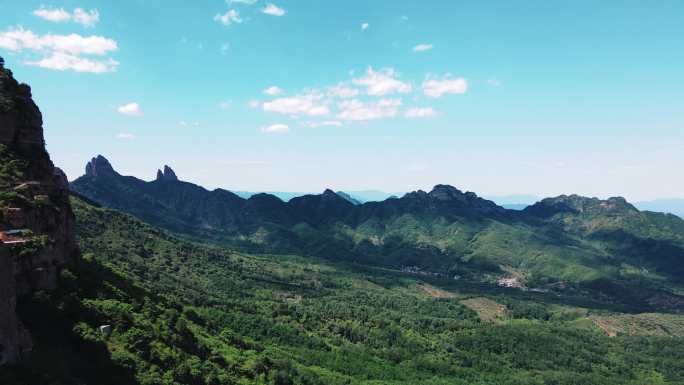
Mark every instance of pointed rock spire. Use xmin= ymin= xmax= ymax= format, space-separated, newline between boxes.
xmin=156 ymin=165 xmax=179 ymax=182
xmin=85 ymin=155 xmax=116 ymax=177
xmin=163 ymin=165 xmax=178 ymax=181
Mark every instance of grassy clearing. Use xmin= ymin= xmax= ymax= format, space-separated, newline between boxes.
xmin=589 ymin=313 xmax=684 ymax=337
xmin=460 ymin=297 xmax=508 ymax=322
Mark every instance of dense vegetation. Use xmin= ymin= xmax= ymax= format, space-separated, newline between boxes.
xmin=3 ymin=197 xmax=684 ymax=384
xmin=71 ymin=162 xmax=684 ymax=295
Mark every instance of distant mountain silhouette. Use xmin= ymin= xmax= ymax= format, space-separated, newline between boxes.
xmin=71 ymin=155 xmax=684 ymax=284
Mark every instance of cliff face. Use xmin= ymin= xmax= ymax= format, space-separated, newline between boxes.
xmin=0 ymin=58 xmax=78 ymax=365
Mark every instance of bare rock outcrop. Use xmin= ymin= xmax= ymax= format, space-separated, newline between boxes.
xmin=156 ymin=165 xmax=179 ymax=182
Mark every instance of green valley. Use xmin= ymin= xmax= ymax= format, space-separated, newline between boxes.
xmin=3 ymin=196 xmax=684 ymax=384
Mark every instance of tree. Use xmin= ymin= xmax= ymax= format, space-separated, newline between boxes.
xmin=0 ymin=56 xmax=4 ymax=68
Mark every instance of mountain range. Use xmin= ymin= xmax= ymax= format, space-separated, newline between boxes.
xmin=70 ymin=155 xmax=684 ymax=303
xmin=230 ymin=190 xmax=684 ymax=217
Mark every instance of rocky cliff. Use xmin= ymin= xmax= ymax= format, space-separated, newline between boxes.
xmin=0 ymin=57 xmax=78 ymax=365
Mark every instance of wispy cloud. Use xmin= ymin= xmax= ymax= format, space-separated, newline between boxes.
xmin=0 ymin=27 xmax=119 ymax=73
xmin=27 ymin=52 xmax=118 ymax=73
xmin=33 ymin=7 xmax=71 ymax=23
xmin=405 ymin=107 xmax=436 ymax=118
xmin=361 ymin=22 xmax=369 ymax=31
xmin=73 ymin=8 xmax=100 ymax=27
xmin=117 ymin=102 xmax=143 ymax=117
xmin=218 ymin=100 xmax=233 ymax=110
xmin=412 ymin=43 xmax=433 ymax=52
xmin=214 ymin=9 xmax=242 ymax=26
xmin=327 ymin=84 xmax=359 ymax=98
xmin=262 ymin=123 xmax=289 ymax=133
xmin=33 ymin=7 xmax=100 ymax=27
xmin=263 ymin=91 xmax=330 ymax=116
xmin=263 ymin=86 xmax=284 ymax=95
xmin=353 ymin=67 xmax=412 ymax=96
xmin=262 ymin=3 xmax=285 ymax=16
xmin=0 ymin=28 xmax=117 ymax=55
xmin=254 ymin=67 xmax=470 ymax=125
xmin=337 ymin=98 xmax=401 ymax=121
xmin=423 ymin=76 xmax=468 ymax=98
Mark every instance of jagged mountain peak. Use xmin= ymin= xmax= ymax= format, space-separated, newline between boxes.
xmin=156 ymin=165 xmax=178 ymax=182
xmin=321 ymin=188 xmax=342 ymax=200
xmin=399 ymin=184 xmax=503 ymax=213
xmin=428 ymin=184 xmax=467 ymax=201
xmin=85 ymin=155 xmax=117 ymax=178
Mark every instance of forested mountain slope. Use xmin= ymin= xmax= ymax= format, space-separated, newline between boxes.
xmin=3 ymin=196 xmax=684 ymax=385
xmin=71 ymin=157 xmax=684 ymax=292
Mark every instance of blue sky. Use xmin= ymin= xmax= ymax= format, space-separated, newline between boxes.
xmin=1 ymin=0 xmax=683 ymax=200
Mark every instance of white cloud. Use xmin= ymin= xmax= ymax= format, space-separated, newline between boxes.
xmin=248 ymin=100 xmax=261 ymax=108
xmin=353 ymin=67 xmax=412 ymax=96
xmin=33 ymin=7 xmax=71 ymax=23
xmin=412 ymin=43 xmax=433 ymax=52
xmin=361 ymin=22 xmax=369 ymax=30
xmin=327 ymin=84 xmax=359 ymax=98
xmin=337 ymin=98 xmax=401 ymax=121
xmin=116 ymin=133 xmax=135 ymax=140
xmin=262 ymin=3 xmax=285 ymax=16
xmin=262 ymin=123 xmax=289 ymax=133
xmin=73 ymin=8 xmax=100 ymax=27
xmin=263 ymin=91 xmax=330 ymax=116
xmin=263 ymin=86 xmax=284 ymax=95
xmin=33 ymin=7 xmax=99 ymax=27
xmin=405 ymin=107 xmax=436 ymax=118
xmin=422 ymin=76 xmax=468 ymax=98
xmin=27 ymin=52 xmax=118 ymax=73
xmin=218 ymin=100 xmax=233 ymax=110
xmin=0 ymin=28 xmax=117 ymax=55
xmin=229 ymin=0 xmax=259 ymax=4
xmin=117 ymin=102 xmax=143 ymax=117
xmin=214 ymin=10 xmax=242 ymax=26
xmin=0 ymin=27 xmax=119 ymax=73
